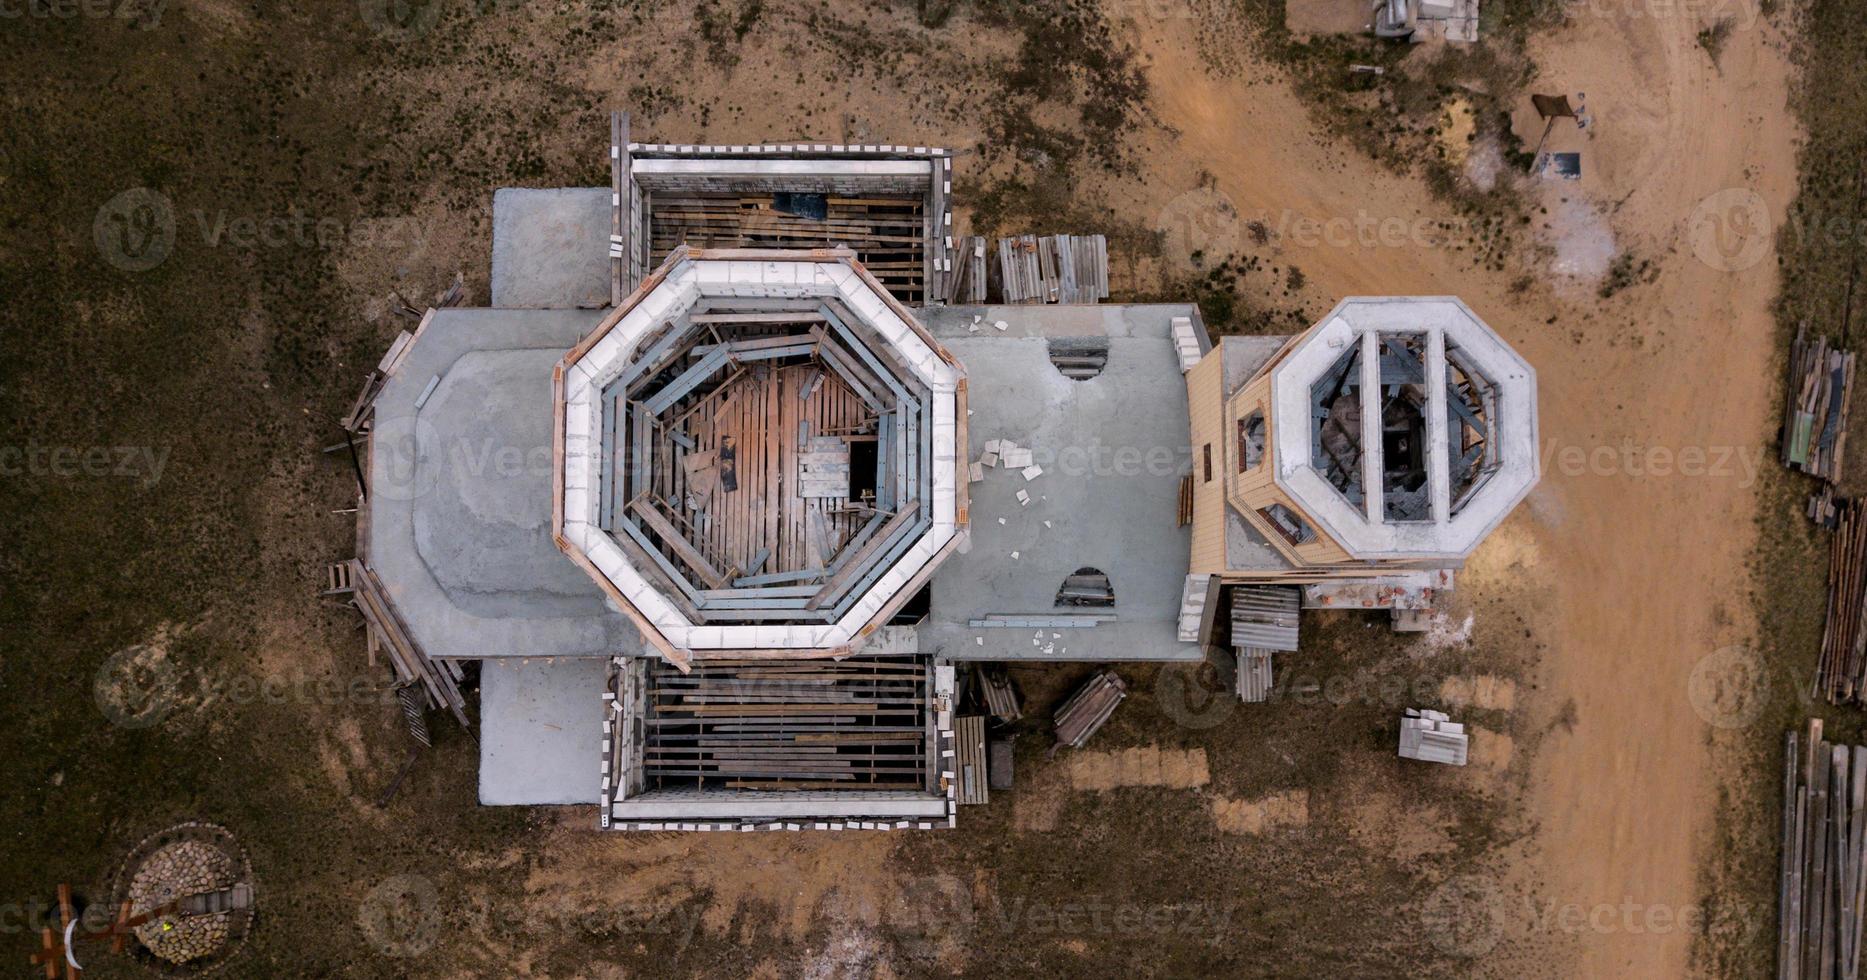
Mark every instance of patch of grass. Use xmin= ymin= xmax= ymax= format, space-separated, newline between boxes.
xmin=1698 ymin=17 xmax=1735 ymax=66
xmin=1597 ymin=251 xmax=1653 ymax=298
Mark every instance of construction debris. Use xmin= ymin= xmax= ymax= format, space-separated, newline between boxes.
xmin=1814 ymin=484 xmax=1843 ymax=529
xmin=1050 ymin=670 xmax=1127 ymax=754
xmin=1776 ymin=722 xmax=1867 ymax=980
xmin=328 ymin=559 xmax=471 ymax=728
xmin=996 ymin=234 xmax=1109 ymax=304
xmin=1784 ymin=325 xmax=1855 ymax=484
xmin=1398 ymin=708 xmax=1468 ymax=766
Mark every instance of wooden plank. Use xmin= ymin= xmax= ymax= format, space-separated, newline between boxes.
xmin=611 ymin=111 xmax=631 ymax=304
xmin=630 ymin=494 xmax=730 ymax=588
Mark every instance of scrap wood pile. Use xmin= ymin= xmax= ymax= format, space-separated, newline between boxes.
xmin=1784 ymin=325 xmax=1855 ymax=484
xmin=1819 ymin=499 xmax=1867 ymax=706
xmin=1778 ymin=722 xmax=1867 ymax=980
xmin=327 ymin=559 xmax=471 ymax=727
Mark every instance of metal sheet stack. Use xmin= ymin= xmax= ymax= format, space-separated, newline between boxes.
xmin=1232 ymin=585 xmax=1301 ymax=651
xmin=1050 ymin=670 xmax=1127 ymax=754
xmin=995 ymin=234 xmax=1109 ymax=304
xmin=944 ymin=236 xmax=988 ymax=304
xmin=1778 ymin=723 xmax=1867 ymax=980
xmin=1237 ymin=649 xmax=1274 ymax=703
xmin=975 ymin=663 xmax=1022 ymax=723
xmin=1398 ymin=708 xmax=1468 ymax=766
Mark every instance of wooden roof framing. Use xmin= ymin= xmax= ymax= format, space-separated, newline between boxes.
xmin=556 ymin=248 xmax=966 ymax=662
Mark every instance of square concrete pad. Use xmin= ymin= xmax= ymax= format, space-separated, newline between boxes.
xmin=491 ymin=187 xmax=611 ymax=309
xmin=479 ymin=657 xmax=606 ymax=805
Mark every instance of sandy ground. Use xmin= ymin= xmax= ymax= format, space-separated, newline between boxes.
xmin=1123 ymin=7 xmax=1797 ymax=974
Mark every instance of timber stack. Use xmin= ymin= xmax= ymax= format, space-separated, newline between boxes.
xmin=1784 ymin=324 xmax=1855 ymax=484
xmin=1778 ymin=722 xmax=1867 ymax=980
xmin=1819 ymin=499 xmax=1867 ymax=705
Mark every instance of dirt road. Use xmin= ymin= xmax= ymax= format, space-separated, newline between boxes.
xmin=1131 ymin=8 xmax=1797 ymax=974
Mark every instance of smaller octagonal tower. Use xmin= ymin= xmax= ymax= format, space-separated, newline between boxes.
xmin=553 ymin=246 xmax=967 ymax=666
xmin=1190 ymin=297 xmax=1537 ymax=575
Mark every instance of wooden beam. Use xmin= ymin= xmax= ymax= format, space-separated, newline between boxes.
xmin=805 ymin=499 xmax=919 ymax=610
xmin=611 ymin=111 xmax=631 ymax=305
xmin=630 ymin=494 xmax=730 ymax=589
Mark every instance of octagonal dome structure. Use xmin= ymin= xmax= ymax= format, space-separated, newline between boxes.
xmin=553 ymin=246 xmax=966 ymax=663
xmin=1268 ymin=296 xmax=1536 ymax=561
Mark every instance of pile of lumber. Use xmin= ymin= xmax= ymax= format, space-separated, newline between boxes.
xmin=1784 ymin=325 xmax=1855 ymax=483
xmin=996 ymin=234 xmax=1109 ymax=304
xmin=955 ymin=715 xmax=988 ymax=805
xmin=1820 ymin=498 xmax=1867 ymax=705
xmin=331 ymin=560 xmax=470 ymax=727
xmin=1050 ymin=670 xmax=1126 ymax=754
xmin=1778 ymin=722 xmax=1867 ymax=979
xmin=641 ymin=657 xmax=931 ymax=789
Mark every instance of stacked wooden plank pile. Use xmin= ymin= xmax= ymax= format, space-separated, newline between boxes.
xmin=333 ymin=559 xmax=470 ymax=727
xmin=944 ymin=236 xmax=988 ymax=304
xmin=1784 ymin=325 xmax=1855 ymax=484
xmin=641 ymin=657 xmax=930 ymax=789
xmin=955 ymin=716 xmax=989 ymax=805
xmin=995 ymin=234 xmax=1109 ymax=304
xmin=1050 ymin=670 xmax=1126 ymax=754
xmin=1820 ymin=499 xmax=1867 ymax=705
xmin=1777 ymin=722 xmax=1867 ymax=980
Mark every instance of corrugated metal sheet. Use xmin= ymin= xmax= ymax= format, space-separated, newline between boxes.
xmin=1237 ymin=648 xmax=1274 ymax=703
xmin=1231 ymin=585 xmax=1301 ymax=652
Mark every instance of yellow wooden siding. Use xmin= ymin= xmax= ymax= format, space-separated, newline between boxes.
xmin=1186 ymin=349 xmax=1228 ymax=574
